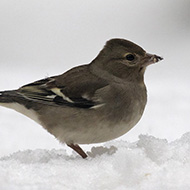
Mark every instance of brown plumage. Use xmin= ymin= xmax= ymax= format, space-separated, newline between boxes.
xmin=0 ymin=38 xmax=163 ymax=158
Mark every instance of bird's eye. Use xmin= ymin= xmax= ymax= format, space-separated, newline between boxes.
xmin=125 ymin=54 xmax=135 ymax=61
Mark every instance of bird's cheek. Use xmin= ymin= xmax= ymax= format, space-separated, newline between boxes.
xmin=123 ymin=61 xmax=137 ymax=68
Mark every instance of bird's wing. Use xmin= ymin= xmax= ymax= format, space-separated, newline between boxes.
xmin=18 ymin=65 xmax=109 ymax=109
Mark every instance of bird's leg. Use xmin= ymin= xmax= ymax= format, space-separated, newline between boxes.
xmin=67 ymin=144 xmax=88 ymax=159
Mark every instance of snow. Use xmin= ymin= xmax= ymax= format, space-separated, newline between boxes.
xmin=1 ymin=133 xmax=190 ymax=190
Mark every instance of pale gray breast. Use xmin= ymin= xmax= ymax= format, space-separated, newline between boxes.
xmin=98 ymin=82 xmax=147 ymax=124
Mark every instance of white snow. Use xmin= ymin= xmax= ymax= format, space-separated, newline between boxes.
xmin=1 ymin=133 xmax=190 ymax=190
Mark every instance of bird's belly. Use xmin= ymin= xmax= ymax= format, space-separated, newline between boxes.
xmin=38 ymin=94 xmax=146 ymax=145
xmin=48 ymin=109 xmax=143 ymax=145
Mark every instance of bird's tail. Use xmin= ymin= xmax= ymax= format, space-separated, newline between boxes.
xmin=0 ymin=90 xmax=32 ymax=109
xmin=0 ymin=90 xmax=27 ymax=112
xmin=0 ymin=90 xmax=35 ymax=108
xmin=0 ymin=90 xmax=41 ymax=124
xmin=0 ymin=90 xmax=21 ymax=104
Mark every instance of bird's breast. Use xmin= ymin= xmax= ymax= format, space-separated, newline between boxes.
xmin=103 ymin=82 xmax=147 ymax=122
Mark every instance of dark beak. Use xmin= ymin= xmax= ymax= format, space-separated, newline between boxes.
xmin=144 ymin=53 xmax=163 ymax=66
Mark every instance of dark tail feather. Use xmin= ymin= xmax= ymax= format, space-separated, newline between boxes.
xmin=0 ymin=90 xmax=36 ymax=110
xmin=0 ymin=90 xmax=23 ymax=104
xmin=0 ymin=90 xmax=58 ymax=108
xmin=0 ymin=90 xmax=55 ymax=109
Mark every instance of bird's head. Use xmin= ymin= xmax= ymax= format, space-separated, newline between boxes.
xmin=91 ymin=38 xmax=163 ymax=82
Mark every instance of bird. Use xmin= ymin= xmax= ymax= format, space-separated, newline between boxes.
xmin=0 ymin=38 xmax=163 ymax=158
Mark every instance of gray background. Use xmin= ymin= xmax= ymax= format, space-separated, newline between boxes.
xmin=0 ymin=0 xmax=189 ymax=156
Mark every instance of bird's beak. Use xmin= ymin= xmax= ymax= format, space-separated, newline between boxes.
xmin=142 ymin=53 xmax=163 ymax=67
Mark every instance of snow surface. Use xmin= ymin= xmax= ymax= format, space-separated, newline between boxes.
xmin=1 ymin=133 xmax=190 ymax=190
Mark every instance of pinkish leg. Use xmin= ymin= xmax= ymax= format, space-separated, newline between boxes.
xmin=67 ymin=144 xmax=88 ymax=159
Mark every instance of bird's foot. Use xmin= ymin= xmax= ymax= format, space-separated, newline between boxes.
xmin=67 ymin=144 xmax=88 ymax=159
